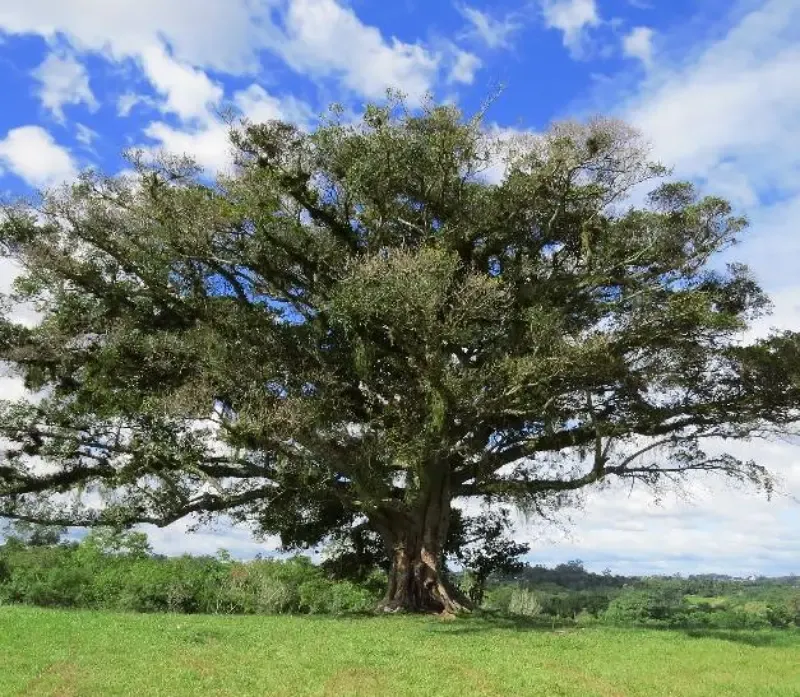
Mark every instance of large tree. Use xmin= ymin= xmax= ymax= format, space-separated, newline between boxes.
xmin=1 ymin=98 xmax=798 ymax=613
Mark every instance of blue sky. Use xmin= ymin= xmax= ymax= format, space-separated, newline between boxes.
xmin=0 ymin=0 xmax=799 ymax=575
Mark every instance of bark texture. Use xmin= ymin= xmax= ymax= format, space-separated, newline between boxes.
xmin=373 ymin=473 xmax=467 ymax=614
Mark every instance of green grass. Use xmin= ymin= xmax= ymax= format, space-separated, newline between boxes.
xmin=2 ymin=607 xmax=800 ymax=696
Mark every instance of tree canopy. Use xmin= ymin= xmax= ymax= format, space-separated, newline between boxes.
xmin=1 ymin=97 xmax=799 ymax=612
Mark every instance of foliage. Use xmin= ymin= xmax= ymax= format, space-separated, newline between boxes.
xmin=1 ymin=520 xmax=66 ymax=547
xmin=506 ymin=560 xmax=629 ymax=590
xmin=603 ymin=587 xmax=682 ymax=625
xmin=453 ymin=508 xmax=529 ymax=605
xmin=2 ymin=96 xmax=800 ymax=611
xmin=0 ymin=531 xmax=378 ymax=615
xmin=483 ymin=563 xmax=800 ymax=630
xmin=3 ymin=530 xmax=800 ymax=631
xmin=507 ymin=587 xmax=543 ymax=618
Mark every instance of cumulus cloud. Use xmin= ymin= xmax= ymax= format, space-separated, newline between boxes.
xmin=0 ymin=0 xmax=270 ymax=73
xmin=0 ymin=126 xmax=77 ymax=189
xmin=477 ymin=124 xmax=540 ymax=185
xmin=541 ymin=0 xmax=600 ymax=57
xmin=736 ymin=196 xmax=800 ymax=290
xmin=446 ymin=46 xmax=483 ymax=85
xmin=0 ymin=127 xmax=75 ymax=341
xmin=143 ymin=84 xmax=314 ymax=174
xmin=138 ymin=45 xmax=223 ymax=122
xmin=622 ymin=26 xmax=655 ymax=67
xmin=517 ymin=422 xmax=800 ymax=576
xmin=31 ymin=51 xmax=98 ymax=121
xmin=457 ymin=4 xmax=522 ymax=50
xmin=269 ymin=0 xmax=439 ymax=104
xmin=140 ymin=516 xmax=281 ymax=558
xmin=0 ymin=0 xmax=449 ymax=107
xmin=620 ymin=0 xmax=800 ymax=289
xmin=116 ymin=92 xmax=156 ymax=118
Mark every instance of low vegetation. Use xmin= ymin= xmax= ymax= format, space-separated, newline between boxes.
xmin=487 ymin=562 xmax=800 ymax=630
xmin=0 ymin=528 xmax=380 ymax=616
xmin=2 ymin=527 xmax=799 ymax=632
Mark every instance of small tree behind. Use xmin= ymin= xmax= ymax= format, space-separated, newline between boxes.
xmin=455 ymin=509 xmax=529 ymax=606
xmin=2 ymin=520 xmax=65 ymax=547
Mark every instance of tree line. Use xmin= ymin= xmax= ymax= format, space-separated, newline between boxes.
xmin=2 ymin=525 xmax=798 ymax=630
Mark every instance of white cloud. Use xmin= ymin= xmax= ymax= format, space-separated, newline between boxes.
xmin=271 ymin=0 xmax=439 ymax=104
xmin=143 ymin=84 xmax=314 ymax=174
xmin=624 ymin=0 xmax=800 ymax=189
xmin=233 ymin=84 xmax=313 ymax=126
xmin=536 ymin=0 xmax=800 ymax=574
xmin=457 ymin=4 xmax=522 ymax=50
xmin=0 ymin=0 xmax=450 ymax=114
xmin=447 ymin=46 xmax=482 ymax=85
xmin=619 ymin=0 xmax=800 ymax=289
xmin=541 ymin=0 xmax=600 ymax=56
xmin=622 ymin=26 xmax=655 ymax=67
xmin=0 ymin=126 xmax=77 ymax=189
xmin=31 ymin=51 xmax=97 ymax=121
xmin=0 ymin=375 xmax=28 ymax=402
xmin=748 ymin=284 xmax=800 ymax=338
xmin=736 ymin=195 xmax=800 ymax=290
xmin=117 ymin=92 xmax=155 ymax=117
xmin=138 ymin=44 xmax=224 ymax=122
xmin=0 ymin=0 xmax=270 ymax=73
xmin=75 ymin=123 xmax=99 ymax=147
xmin=143 ymin=121 xmax=233 ymax=174
xmin=516 ymin=427 xmax=800 ymax=576
xmin=0 ymin=256 xmax=41 ymax=330
xmin=478 ymin=124 xmax=540 ymax=185
xmin=139 ymin=516 xmax=281 ymax=559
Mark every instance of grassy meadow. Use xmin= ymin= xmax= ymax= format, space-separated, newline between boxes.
xmin=2 ymin=606 xmax=799 ymax=697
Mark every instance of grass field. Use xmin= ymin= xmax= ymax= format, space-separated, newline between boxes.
xmin=2 ymin=607 xmax=800 ymax=697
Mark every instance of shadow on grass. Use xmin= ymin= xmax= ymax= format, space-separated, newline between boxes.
xmin=425 ymin=612 xmax=800 ymax=648
xmin=680 ymin=628 xmax=800 ymax=647
xmin=424 ymin=612 xmax=579 ymax=636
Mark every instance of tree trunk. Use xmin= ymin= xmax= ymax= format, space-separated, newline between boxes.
xmin=378 ymin=535 xmax=467 ymax=614
xmin=373 ymin=472 xmax=468 ymax=615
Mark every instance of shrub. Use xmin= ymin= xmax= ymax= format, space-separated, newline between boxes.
xmin=482 ymin=584 xmax=515 ymax=613
xmin=299 ymin=578 xmax=375 ymax=615
xmin=0 ymin=535 xmax=381 ymax=616
xmin=508 ymin=588 xmax=542 ymax=618
xmin=603 ymin=589 xmax=683 ymax=626
xmin=766 ymin=604 xmax=793 ymax=628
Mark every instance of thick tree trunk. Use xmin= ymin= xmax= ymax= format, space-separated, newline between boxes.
xmin=379 ymin=534 xmax=467 ymax=614
xmin=373 ymin=471 xmax=468 ymax=615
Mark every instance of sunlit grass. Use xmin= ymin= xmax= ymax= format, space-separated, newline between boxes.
xmin=2 ymin=606 xmax=799 ymax=696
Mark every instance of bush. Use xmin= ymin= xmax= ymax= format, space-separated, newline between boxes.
xmin=603 ymin=588 xmax=683 ymax=626
xmin=508 ymin=588 xmax=542 ymax=618
xmin=482 ymin=584 xmax=515 ymax=613
xmin=705 ymin=609 xmax=770 ymax=630
xmin=0 ymin=535 xmax=380 ymax=616
xmin=324 ymin=580 xmax=376 ymax=614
